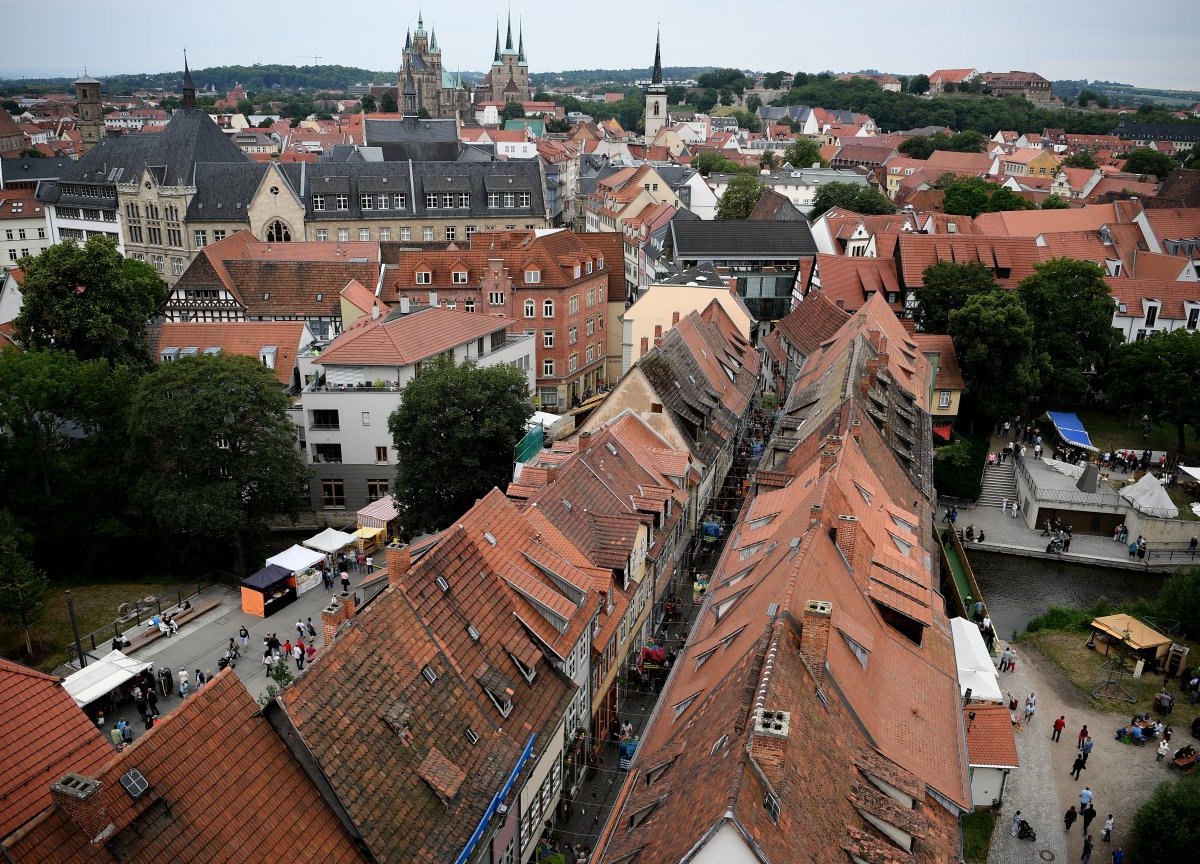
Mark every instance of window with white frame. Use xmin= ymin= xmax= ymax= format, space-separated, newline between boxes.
xmin=459 ymin=192 xmax=470 ymax=207
xmin=379 ymin=227 xmax=391 ymax=241
xmin=360 ymin=194 xmax=373 ymax=210
xmin=441 ymin=193 xmax=454 ymax=209
xmin=525 ymin=269 xmax=540 ymax=284
xmin=489 ymin=291 xmax=505 ymax=306
xmin=488 ymin=192 xmax=500 ymax=208
xmin=465 ymin=225 xmax=477 ymax=237
xmin=445 ymin=226 xmax=456 ymax=241
xmin=393 ymin=192 xmax=407 ymax=209
xmin=423 ymin=227 xmax=434 ymax=241
xmin=569 ymin=295 xmax=579 ymax=314
xmin=568 ymin=353 xmax=577 ymax=372
xmin=213 ymin=230 xmax=226 ymax=241
xmin=335 ymin=194 xmax=348 ymax=210
xmin=464 ymin=299 xmax=475 ymax=312
xmin=503 ymin=193 xmax=515 ymax=207
xmin=586 ymin=318 xmax=594 ymax=336
xmin=151 ymin=254 xmax=164 ymax=272
xmin=316 ymin=229 xmax=328 ymax=242
xmin=377 ymin=193 xmax=389 ymax=209
xmin=543 ymin=298 xmax=554 ymax=317
xmin=452 ymin=270 xmax=468 ymax=283
xmin=524 ymin=299 xmax=536 ymax=317
xmin=938 ymin=391 xmax=952 ymax=409
xmin=193 ymin=230 xmax=207 ymax=248
xmin=569 ymin=325 xmax=577 ymax=344
xmin=543 ymin=330 xmax=554 ymax=348
xmin=337 ymin=228 xmax=349 ymax=242
xmin=519 ymin=192 xmax=530 ymax=207
xmin=359 ymin=228 xmax=370 ymax=241
xmin=543 ymin=358 xmax=554 ymax=376
xmin=415 ymin=270 xmax=432 ymax=284
xmin=586 ymin=345 xmax=594 ymax=363
xmin=170 ymin=257 xmax=184 ymax=276
xmin=425 ymin=193 xmax=438 ymax=209
xmin=400 ymin=227 xmax=411 ymax=241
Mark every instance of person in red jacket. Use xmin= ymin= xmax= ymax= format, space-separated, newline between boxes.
xmin=1053 ymin=715 xmax=1067 ymax=742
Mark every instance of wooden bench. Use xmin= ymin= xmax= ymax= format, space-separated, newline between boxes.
xmin=122 ymin=595 xmax=223 ymax=652
xmin=1171 ymin=754 xmax=1197 ymax=773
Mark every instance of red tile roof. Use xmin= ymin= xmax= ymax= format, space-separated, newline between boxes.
xmin=1107 ymin=277 xmax=1200 ymax=319
xmin=814 ymin=254 xmax=903 ymax=313
xmin=0 ymin=659 xmax=113 ymax=840
xmin=964 ymin=703 xmax=1020 ymax=768
xmin=912 ymin=334 xmax=965 ymax=392
xmin=3 ymin=669 xmax=367 ymax=862
xmin=154 ymin=321 xmax=307 ymax=385
xmin=773 ymin=288 xmax=851 ymax=360
xmin=896 ymin=234 xmax=1040 ymax=288
xmin=0 ymin=188 xmax=45 ymax=221
xmin=1144 ymin=208 xmax=1200 ymax=244
xmin=315 ymin=305 xmax=515 ymax=367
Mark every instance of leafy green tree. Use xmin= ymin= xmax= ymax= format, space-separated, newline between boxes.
xmin=729 ymin=109 xmax=761 ymax=132
xmin=546 ymin=117 xmax=571 ymax=133
xmin=378 ymin=90 xmax=398 ymax=113
xmin=809 ymin=182 xmax=896 ymax=218
xmin=1156 ymin=567 xmax=1200 ymax=639
xmin=914 ymin=262 xmax=1001 ymax=333
xmin=236 ymin=98 xmax=254 ymax=115
xmin=128 ymin=354 xmax=311 ymax=574
xmin=417 ymin=107 xmax=431 ymax=120
xmin=1017 ymin=258 xmax=1119 ymax=402
xmin=985 ymin=187 xmax=1036 ymax=213
xmin=948 ymin=290 xmax=1039 ymax=422
xmin=942 ymin=177 xmax=995 ymax=217
xmin=0 ymin=349 xmax=136 ymax=577
xmin=717 ymin=173 xmax=765 ymax=220
xmin=783 ymin=138 xmax=823 ymax=168
xmin=1130 ymin=776 xmax=1200 ymax=862
xmin=1104 ymin=329 xmax=1200 ymax=455
xmin=908 ymin=74 xmax=930 ymax=95
xmin=388 ymin=357 xmax=530 ymax=539
xmin=745 ymin=94 xmax=762 ymax=113
xmin=0 ymin=528 xmax=50 ymax=658
xmin=1123 ymin=147 xmax=1175 ymax=180
xmin=694 ymin=152 xmax=754 ymax=176
xmin=759 ymin=150 xmax=779 ymax=171
xmin=501 ymin=101 xmax=526 ymax=122
xmin=898 ymin=135 xmax=937 ymax=160
xmin=1061 ymin=150 xmax=1099 ymax=169
xmin=1077 ymin=89 xmax=1098 ymax=107
xmin=762 ymin=71 xmax=786 ymax=90
xmin=359 ymin=93 xmax=376 ymax=113
xmin=1041 ymin=194 xmax=1071 ymax=209
xmin=15 ymin=236 xmax=164 ymax=368
xmin=719 ymin=88 xmax=734 ymax=107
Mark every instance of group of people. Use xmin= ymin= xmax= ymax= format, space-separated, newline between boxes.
xmin=999 ymin=497 xmax=1022 ymax=519
xmin=1126 ymin=536 xmax=1148 ymax=561
xmin=963 ymin=524 xmax=987 ymax=544
xmin=263 ymin=624 xmax=318 ymax=671
xmin=1102 ymin=449 xmax=1160 ymax=474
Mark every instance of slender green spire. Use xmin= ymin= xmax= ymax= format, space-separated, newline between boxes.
xmin=494 ymin=21 xmax=501 ymax=63
xmin=505 ymin=9 xmax=513 ymax=51
xmin=652 ymin=28 xmax=662 ymax=86
xmin=430 ymin=28 xmax=438 ymax=52
xmin=518 ymin=20 xmax=526 ymax=63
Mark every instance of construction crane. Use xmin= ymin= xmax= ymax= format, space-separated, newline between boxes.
xmin=294 ymin=55 xmax=323 ymax=65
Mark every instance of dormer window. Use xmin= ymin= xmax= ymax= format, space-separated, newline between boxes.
xmin=452 ymin=270 xmax=468 ymax=284
xmin=485 ymin=686 xmax=513 ymax=717
xmin=511 ymin=652 xmax=537 ymax=683
xmin=1145 ymin=304 xmax=1158 ymax=328
xmin=415 ymin=270 xmax=432 ymax=285
xmin=525 ymin=269 xmax=541 ymax=284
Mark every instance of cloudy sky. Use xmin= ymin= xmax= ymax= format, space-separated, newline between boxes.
xmin=3 ymin=0 xmax=1196 ymax=91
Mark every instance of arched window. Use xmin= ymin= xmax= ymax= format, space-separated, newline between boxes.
xmin=524 ymin=299 xmax=535 ymax=318
xmin=266 ymin=220 xmax=292 ymax=242
xmin=653 ymin=102 xmax=660 ymax=116
xmin=543 ymin=299 xmax=554 ymax=317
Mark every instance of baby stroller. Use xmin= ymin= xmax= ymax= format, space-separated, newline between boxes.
xmin=1017 ymin=819 xmax=1036 ymax=841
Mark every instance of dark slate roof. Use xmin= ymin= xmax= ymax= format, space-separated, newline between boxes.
xmin=185 ymin=162 xmax=269 ymax=222
xmin=1114 ymin=121 xmax=1200 ymax=142
xmin=321 ymin=144 xmax=384 ymax=163
xmin=651 ymin=164 xmax=698 ymax=191
xmin=0 ymin=157 xmax=73 ymax=186
xmin=39 ymin=110 xmax=247 ymax=205
xmin=658 ymin=262 xmax=726 ymax=285
xmin=281 ymin=160 xmax=546 ymax=222
xmin=669 ymin=219 xmax=817 ymax=259
xmin=364 ymin=117 xmax=458 ymax=144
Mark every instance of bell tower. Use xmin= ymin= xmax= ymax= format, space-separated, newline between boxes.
xmin=75 ymin=71 xmax=104 ymax=155
xmin=643 ymin=30 xmax=667 ymax=143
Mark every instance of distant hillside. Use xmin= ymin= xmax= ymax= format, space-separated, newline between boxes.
xmin=532 ymin=67 xmax=714 ymax=87
xmin=0 ymin=64 xmax=397 ymax=95
xmin=1053 ymin=79 xmax=1200 ymax=108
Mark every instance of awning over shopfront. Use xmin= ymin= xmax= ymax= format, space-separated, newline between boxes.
xmin=357 ymin=495 xmax=400 ymax=529
xmin=266 ymin=544 xmax=325 ymax=574
xmin=242 ymin=563 xmax=293 ymax=590
xmin=951 ymin=618 xmax=1004 ymax=704
xmin=62 ymin=650 xmax=151 ymax=707
xmin=303 ymin=527 xmax=357 ymax=554
xmin=1042 ymin=411 xmax=1098 ymax=452
xmin=354 ymin=526 xmax=384 ymax=542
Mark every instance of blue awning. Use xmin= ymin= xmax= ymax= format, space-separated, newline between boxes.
xmin=1042 ymin=411 xmax=1097 ymax=452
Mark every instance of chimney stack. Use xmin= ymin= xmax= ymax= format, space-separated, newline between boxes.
xmin=321 ymin=591 xmax=359 ymax=646
xmin=653 ymin=324 xmax=663 ymax=348
xmin=671 ymin=310 xmax=680 ymax=325
xmin=51 ymin=775 xmax=111 ymax=844
xmin=386 ymin=542 xmax=411 ymax=590
xmin=799 ymin=600 xmax=832 ymax=682
xmin=371 ymin=301 xmax=380 ymax=320
xmin=835 ymin=514 xmax=859 ymax=562
xmin=750 ymin=706 xmax=790 ymax=790
xmin=819 ymin=448 xmax=838 ymax=475
xmin=640 ymin=336 xmax=649 ymax=357
xmin=428 ymin=290 xmax=438 ymax=308
xmin=850 ymin=419 xmax=862 ymax=441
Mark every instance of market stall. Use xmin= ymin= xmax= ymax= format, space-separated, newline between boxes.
xmin=1089 ymin=613 xmax=1173 ymax=668
xmin=354 ymin=525 xmax=385 ymax=554
xmin=951 ymin=618 xmax=1004 ymax=703
xmin=241 ymin=563 xmax=297 ymax=618
xmin=357 ymin=495 xmax=400 ymax=540
xmin=62 ymin=650 xmax=151 ymax=708
xmin=267 ymin=544 xmax=327 ymax=598
xmin=1041 ymin=411 xmax=1098 ymax=452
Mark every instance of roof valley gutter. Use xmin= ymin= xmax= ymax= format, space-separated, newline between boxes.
xmin=454 ymin=731 xmax=536 ymax=864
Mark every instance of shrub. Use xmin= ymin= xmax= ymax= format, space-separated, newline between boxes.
xmin=933 ymin=434 xmax=990 ymax=500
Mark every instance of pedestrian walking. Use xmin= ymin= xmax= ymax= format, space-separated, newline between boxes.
xmin=999 ymin=647 xmax=1012 ymax=672
xmin=1157 ymin=738 xmax=1169 ymax=761
xmin=1001 ymin=497 xmax=1008 ymax=514
xmin=1063 ymin=535 xmax=1072 ymax=553
xmin=1082 ymin=835 xmax=1094 ymax=864
xmin=296 ymin=619 xmax=305 ymax=639
xmin=306 ymin=617 xmax=317 ymax=639
xmin=1025 ymin=692 xmax=1037 ymax=721
xmin=239 ymin=625 xmax=249 ymax=650
xmin=1064 ymin=805 xmax=1078 ymax=832
xmin=1053 ymin=715 xmax=1066 ymax=742
xmin=1078 ymin=725 xmax=1089 ymax=748
xmin=341 ymin=571 xmax=351 ymax=594
xmin=1011 ymin=810 xmax=1023 ymax=836
xmin=1080 ymin=786 xmax=1093 ymax=808
xmin=1112 ymin=847 xmax=1125 ymax=864
xmin=1102 ymin=815 xmax=1113 ymax=843
xmin=1082 ymin=804 xmax=1097 ymax=832
xmin=1082 ymin=736 xmax=1094 ymax=764
xmin=294 ymin=642 xmax=304 ymax=670
xmin=283 ymin=639 xmax=292 ymax=658
xmin=1071 ymin=754 xmax=1085 ymax=780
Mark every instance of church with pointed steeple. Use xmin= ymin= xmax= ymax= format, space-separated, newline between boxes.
xmin=643 ymin=30 xmax=667 ymax=142
xmin=477 ymin=11 xmax=532 ymax=104
xmin=400 ymin=12 xmax=471 ymax=118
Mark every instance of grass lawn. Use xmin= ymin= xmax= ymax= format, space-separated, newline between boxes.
xmin=961 ymin=809 xmax=996 ymax=863
xmin=1074 ymin=408 xmax=1200 ymax=461
xmin=1023 ymin=630 xmax=1200 ymax=729
xmin=3 ymin=578 xmax=193 ymax=673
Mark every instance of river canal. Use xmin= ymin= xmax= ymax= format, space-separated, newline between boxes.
xmin=966 ymin=548 xmax=1167 ymax=639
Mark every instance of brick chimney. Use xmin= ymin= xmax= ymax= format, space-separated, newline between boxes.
xmin=799 ymin=600 xmax=832 ymax=682
xmin=653 ymin=324 xmax=663 ymax=348
xmin=321 ymin=598 xmax=343 ymax=646
xmin=819 ymin=448 xmax=838 ymax=475
xmin=386 ymin=542 xmax=411 ymax=590
xmin=671 ymin=310 xmax=680 ymax=325
xmin=51 ymin=774 xmax=111 ymax=844
xmin=809 ymin=503 xmax=824 ymax=526
xmin=640 ymin=336 xmax=649 ymax=357
xmin=750 ymin=707 xmax=790 ymax=790
xmin=850 ymin=419 xmax=862 ymax=441
xmin=835 ymin=514 xmax=859 ymax=562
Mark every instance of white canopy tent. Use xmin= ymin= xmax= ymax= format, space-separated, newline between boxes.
xmin=266 ymin=544 xmax=326 ymax=574
xmin=1179 ymin=465 xmax=1200 ymax=483
xmin=1119 ymin=472 xmax=1180 ymax=519
xmin=62 ymin=650 xmax=151 ymax=707
xmin=302 ymin=528 xmax=357 ymax=555
xmin=951 ymin=618 xmax=1004 ymax=704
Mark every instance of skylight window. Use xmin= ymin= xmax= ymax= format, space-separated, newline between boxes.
xmin=673 ymin=692 xmax=700 ymax=721
xmin=889 ymin=533 xmax=913 ymax=555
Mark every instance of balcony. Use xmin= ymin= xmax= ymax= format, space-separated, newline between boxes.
xmin=307 ymin=381 xmax=403 ymax=394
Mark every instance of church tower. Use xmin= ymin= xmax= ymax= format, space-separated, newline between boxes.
xmin=74 ymin=71 xmax=105 ymax=155
xmin=643 ymin=30 xmax=667 ymax=143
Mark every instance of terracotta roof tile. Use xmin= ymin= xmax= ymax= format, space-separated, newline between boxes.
xmin=964 ymin=703 xmax=1020 ymax=768
xmin=316 ymin=305 xmax=515 ymax=367
xmin=154 ymin=321 xmax=307 ymax=385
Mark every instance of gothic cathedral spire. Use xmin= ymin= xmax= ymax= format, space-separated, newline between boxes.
xmin=652 ymin=27 xmax=662 ymax=85
xmin=494 ymin=21 xmax=501 ymax=63
xmin=505 ymin=9 xmax=514 ymax=52
xmin=182 ymin=50 xmax=196 ymax=109
xmin=518 ymin=21 xmax=526 ymax=64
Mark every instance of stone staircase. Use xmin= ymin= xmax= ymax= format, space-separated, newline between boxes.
xmin=978 ymin=462 xmax=1018 ymax=507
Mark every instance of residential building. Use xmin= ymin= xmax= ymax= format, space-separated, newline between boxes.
xmin=666 ymin=219 xmax=817 ymax=325
xmin=828 ymin=141 xmax=898 ymax=170
xmin=619 ymin=201 xmax=679 ymax=298
xmin=385 ymin=228 xmax=609 ymax=409
xmin=301 ymin=305 xmax=533 ymax=511
xmin=651 ymin=164 xmax=718 ymax=221
xmin=0 ymin=156 xmax=72 ymax=192
xmin=0 ymin=111 xmax=22 ymax=156
xmin=980 ymin=70 xmax=1053 ymax=101
xmin=992 ymin=147 xmax=1061 ymax=178
xmin=913 ymin=333 xmax=966 ymax=438
xmin=0 ymin=268 xmax=24 ymax=325
xmin=896 ymin=233 xmax=1041 ymax=311
xmin=154 ymin=320 xmax=316 ymax=393
xmin=1114 ymin=121 xmax=1200 ymax=152
xmin=805 ymin=252 xmax=905 ymax=314
xmin=964 ymin=704 xmax=1021 ymax=808
xmin=0 ymin=188 xmax=50 ymax=272
xmin=1107 ymin=278 xmax=1200 ymax=341
xmin=929 ymin=68 xmax=979 ymax=93
xmin=3 ymin=667 xmax=368 ymax=863
xmin=164 ymin=231 xmax=380 ymax=339
xmin=767 ymin=287 xmax=850 ymax=394
xmin=584 ymin=164 xmax=684 ymax=234
xmin=708 ymin=167 xmax=867 ymax=216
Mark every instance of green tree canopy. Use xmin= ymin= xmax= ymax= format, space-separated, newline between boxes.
xmin=941 ymin=177 xmax=996 ymax=217
xmin=1103 ymin=329 xmax=1200 ymax=454
xmin=1061 ymin=150 xmax=1099 ymax=169
xmin=762 ymin=71 xmax=786 ymax=89
xmin=388 ymin=357 xmax=530 ymax=539
xmin=1130 ymin=775 xmax=1200 ymax=862
xmin=501 ymin=101 xmax=526 ymax=121
xmin=1156 ymin=567 xmax=1200 ymax=640
xmin=1123 ymin=147 xmax=1175 ymax=180
xmin=809 ymin=182 xmax=897 ymax=219
xmin=985 ymin=186 xmax=1036 ymax=213
xmin=0 ymin=524 xmax=50 ymax=657
xmin=914 ymin=262 xmax=1001 ymax=333
xmin=783 ymin=138 xmax=824 ymax=168
xmin=717 ymin=173 xmax=766 ymax=220
xmin=759 ymin=150 xmax=779 ymax=171
xmin=378 ymin=90 xmax=397 ymax=113
xmin=908 ymin=74 xmax=930 ymax=95
xmin=0 ymin=349 xmax=137 ymax=576
xmin=15 ymin=236 xmax=164 ymax=368
xmin=1017 ymin=258 xmax=1119 ymax=402
xmin=359 ymin=93 xmax=376 ymax=113
xmin=948 ymin=290 xmax=1039 ymax=422
xmin=128 ymin=354 xmax=311 ymax=574
xmin=694 ymin=152 xmax=754 ymax=176
xmin=898 ymin=135 xmax=938 ymax=160
xmin=1041 ymin=193 xmax=1071 ymax=209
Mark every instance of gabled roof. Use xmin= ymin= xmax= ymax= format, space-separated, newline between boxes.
xmin=912 ymin=334 xmax=965 ymax=392
xmin=925 ymin=150 xmax=993 ymax=174
xmin=669 ymin=220 xmax=817 ymax=258
xmin=973 ymin=203 xmax=1124 ymax=237
xmin=0 ymin=659 xmax=113 ymax=840
xmin=964 ymin=704 xmax=1020 ymax=768
xmin=896 ymin=234 xmax=1040 ymax=287
xmin=316 ymin=306 xmax=515 ymax=367
xmin=814 ymin=254 xmax=903 ymax=313
xmin=774 ymin=288 xmax=852 ymax=359
xmin=5 ymin=669 xmax=367 ymax=862
xmin=1144 ymin=207 xmax=1200 ymax=245
xmin=154 ymin=321 xmax=307 ymax=385
xmin=1107 ymin=277 xmax=1200 ymax=319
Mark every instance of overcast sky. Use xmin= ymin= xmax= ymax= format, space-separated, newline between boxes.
xmin=3 ymin=0 xmax=1196 ymax=91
